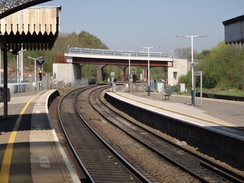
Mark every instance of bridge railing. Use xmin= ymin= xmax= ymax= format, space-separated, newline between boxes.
xmin=67 ymin=47 xmax=172 ymax=58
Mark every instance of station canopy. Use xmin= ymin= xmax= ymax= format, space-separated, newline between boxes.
xmin=223 ymin=15 xmax=244 ymax=44
xmin=0 ymin=6 xmax=61 ymax=52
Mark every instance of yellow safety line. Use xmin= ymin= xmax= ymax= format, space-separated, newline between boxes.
xmin=0 ymin=90 xmax=47 ymax=183
xmin=115 ymin=92 xmax=234 ymax=127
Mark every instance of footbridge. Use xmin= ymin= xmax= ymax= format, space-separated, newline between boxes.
xmin=56 ymin=47 xmax=176 ymax=82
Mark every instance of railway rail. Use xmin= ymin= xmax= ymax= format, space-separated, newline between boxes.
xmin=56 ymin=85 xmax=243 ymax=183
xmin=89 ymin=86 xmax=244 ymax=183
xmin=58 ymin=85 xmax=151 ymax=183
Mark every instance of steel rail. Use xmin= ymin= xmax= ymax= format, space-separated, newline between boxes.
xmin=89 ymin=87 xmax=244 ymax=183
xmin=58 ymin=86 xmax=96 ymax=183
xmin=101 ymin=92 xmax=244 ymax=182
xmin=78 ymin=85 xmax=152 ymax=183
xmin=58 ymin=85 xmax=152 ymax=182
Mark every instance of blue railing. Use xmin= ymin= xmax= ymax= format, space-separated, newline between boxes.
xmin=67 ymin=47 xmax=172 ymax=58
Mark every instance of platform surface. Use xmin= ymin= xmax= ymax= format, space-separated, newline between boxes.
xmin=0 ymin=90 xmax=79 ymax=183
xmin=0 ymin=89 xmax=243 ymax=183
xmin=109 ymin=91 xmax=244 ymax=140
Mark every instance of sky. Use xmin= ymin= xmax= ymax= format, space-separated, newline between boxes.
xmin=41 ymin=0 xmax=244 ymax=54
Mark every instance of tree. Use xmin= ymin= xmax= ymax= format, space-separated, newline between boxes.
xmin=20 ymin=31 xmax=109 ymax=76
xmin=53 ymin=32 xmax=82 ymax=53
xmin=78 ymin=31 xmax=108 ymax=49
xmin=82 ymin=65 xmax=97 ymax=79
xmin=195 ymin=42 xmax=244 ymax=89
xmin=173 ymin=47 xmax=197 ymax=59
xmin=150 ymin=67 xmax=166 ymax=80
xmin=103 ymin=65 xmax=120 ymax=81
xmin=194 ymin=50 xmax=210 ymax=60
xmin=179 ymin=42 xmax=244 ymax=90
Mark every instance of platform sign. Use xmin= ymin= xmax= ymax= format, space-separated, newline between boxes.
xmin=194 ymin=71 xmax=202 ymax=77
xmin=36 ymin=58 xmax=46 ymax=66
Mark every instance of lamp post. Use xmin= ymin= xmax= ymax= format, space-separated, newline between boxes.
xmin=17 ymin=45 xmax=26 ymax=93
xmin=28 ymin=56 xmax=42 ymax=91
xmin=176 ymin=34 xmax=207 ymax=105
xmin=126 ymin=53 xmax=132 ymax=93
xmin=138 ymin=46 xmax=159 ymax=96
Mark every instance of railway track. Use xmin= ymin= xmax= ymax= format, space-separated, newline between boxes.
xmin=56 ymin=85 xmax=244 ymax=183
xmin=58 ymin=85 xmax=151 ymax=183
xmin=88 ymin=86 xmax=244 ymax=183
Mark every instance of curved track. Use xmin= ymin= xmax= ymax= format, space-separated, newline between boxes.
xmin=89 ymin=87 xmax=244 ymax=183
xmin=58 ymin=85 xmax=151 ymax=183
xmin=57 ymin=85 xmax=243 ymax=183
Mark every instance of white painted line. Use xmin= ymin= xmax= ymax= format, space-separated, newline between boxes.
xmin=39 ymin=156 xmax=50 ymax=168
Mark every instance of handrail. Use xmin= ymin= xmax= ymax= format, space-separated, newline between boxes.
xmin=67 ymin=47 xmax=172 ymax=58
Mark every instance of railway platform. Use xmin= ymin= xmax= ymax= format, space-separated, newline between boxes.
xmin=0 ymin=88 xmax=243 ymax=183
xmin=105 ymin=91 xmax=244 ymax=170
xmin=0 ymin=90 xmax=79 ymax=183
xmin=108 ymin=91 xmax=244 ymax=139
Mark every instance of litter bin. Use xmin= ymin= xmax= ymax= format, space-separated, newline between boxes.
xmin=179 ymin=83 xmax=186 ymax=93
xmin=157 ymin=83 xmax=165 ymax=93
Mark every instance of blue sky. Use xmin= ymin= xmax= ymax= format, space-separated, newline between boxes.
xmin=41 ymin=0 xmax=244 ymax=53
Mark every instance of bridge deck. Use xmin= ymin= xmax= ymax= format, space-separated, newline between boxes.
xmin=65 ymin=47 xmax=174 ymax=63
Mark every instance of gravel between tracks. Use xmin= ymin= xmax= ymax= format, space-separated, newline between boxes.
xmin=48 ymin=87 xmax=243 ymax=182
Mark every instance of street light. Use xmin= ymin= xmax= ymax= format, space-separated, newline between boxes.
xmin=138 ymin=46 xmax=159 ymax=96
xmin=17 ymin=46 xmax=26 ymax=93
xmin=125 ymin=53 xmax=132 ymax=93
xmin=176 ymin=34 xmax=207 ymax=105
xmin=28 ymin=56 xmax=42 ymax=91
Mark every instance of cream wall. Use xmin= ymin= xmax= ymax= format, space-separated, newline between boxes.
xmin=53 ymin=63 xmax=81 ymax=84
xmin=167 ymin=59 xmax=188 ymax=86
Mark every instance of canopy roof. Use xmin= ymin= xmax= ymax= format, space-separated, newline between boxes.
xmin=223 ymin=15 xmax=244 ymax=44
xmin=0 ymin=6 xmax=61 ymax=52
xmin=0 ymin=0 xmax=52 ymax=19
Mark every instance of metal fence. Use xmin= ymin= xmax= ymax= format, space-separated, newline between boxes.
xmin=67 ymin=47 xmax=172 ymax=58
xmin=3 ymin=73 xmax=96 ymax=95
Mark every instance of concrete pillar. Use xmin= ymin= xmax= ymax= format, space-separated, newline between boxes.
xmin=142 ymin=67 xmax=148 ymax=82
xmin=53 ymin=63 xmax=81 ymax=84
xmin=73 ymin=63 xmax=81 ymax=80
xmin=96 ymin=65 xmax=105 ymax=81
xmin=118 ymin=65 xmax=126 ymax=82
xmin=167 ymin=67 xmax=174 ymax=86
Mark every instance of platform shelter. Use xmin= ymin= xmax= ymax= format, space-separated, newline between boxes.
xmin=0 ymin=2 xmax=61 ymax=118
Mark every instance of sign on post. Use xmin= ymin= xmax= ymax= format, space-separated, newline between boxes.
xmin=194 ymin=71 xmax=202 ymax=77
xmin=36 ymin=58 xmax=45 ymax=66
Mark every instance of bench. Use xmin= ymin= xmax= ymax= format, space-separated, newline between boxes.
xmin=163 ymin=89 xmax=172 ymax=100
